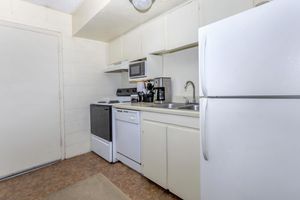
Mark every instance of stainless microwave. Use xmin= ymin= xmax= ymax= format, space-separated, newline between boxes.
xmin=129 ymin=60 xmax=147 ymax=79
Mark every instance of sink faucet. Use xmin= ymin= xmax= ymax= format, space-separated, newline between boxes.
xmin=184 ymin=81 xmax=196 ymax=104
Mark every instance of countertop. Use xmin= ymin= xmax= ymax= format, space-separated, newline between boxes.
xmin=113 ymin=103 xmax=200 ymax=118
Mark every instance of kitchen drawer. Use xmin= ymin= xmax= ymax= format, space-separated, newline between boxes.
xmin=142 ymin=111 xmax=199 ymax=129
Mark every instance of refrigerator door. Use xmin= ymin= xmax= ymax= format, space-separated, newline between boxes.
xmin=199 ymin=0 xmax=300 ymax=97
xmin=200 ymin=98 xmax=300 ymax=200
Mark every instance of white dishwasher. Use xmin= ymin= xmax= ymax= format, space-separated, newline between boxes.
xmin=115 ymin=109 xmax=141 ymax=173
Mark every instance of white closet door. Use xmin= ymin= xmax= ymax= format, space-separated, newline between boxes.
xmin=0 ymin=23 xmax=61 ymax=178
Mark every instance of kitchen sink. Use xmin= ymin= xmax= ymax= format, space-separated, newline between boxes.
xmin=177 ymin=104 xmax=200 ymax=111
xmin=149 ymin=103 xmax=185 ymax=109
xmin=149 ymin=103 xmax=199 ymax=111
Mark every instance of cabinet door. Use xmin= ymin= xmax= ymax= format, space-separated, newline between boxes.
xmin=167 ymin=126 xmax=200 ymax=200
xmin=123 ymin=27 xmax=142 ymax=61
xmin=141 ymin=120 xmax=167 ymax=188
xmin=166 ymin=0 xmax=199 ymax=50
xmin=141 ymin=17 xmax=165 ymax=56
xmin=199 ymin=0 xmax=253 ymax=26
xmin=109 ymin=37 xmax=123 ymax=64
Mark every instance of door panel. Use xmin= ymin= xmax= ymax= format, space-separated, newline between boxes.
xmin=141 ymin=120 xmax=167 ymax=188
xmin=201 ymin=98 xmax=300 ymax=200
xmin=116 ymin=120 xmax=140 ymax=163
xmin=0 ymin=24 xmax=61 ymax=178
xmin=167 ymin=125 xmax=200 ymax=200
xmin=199 ymin=0 xmax=300 ymax=96
xmin=142 ymin=17 xmax=165 ymax=55
xmin=109 ymin=37 xmax=123 ymax=64
xmin=166 ymin=0 xmax=199 ymax=50
xmin=123 ymin=27 xmax=142 ymax=61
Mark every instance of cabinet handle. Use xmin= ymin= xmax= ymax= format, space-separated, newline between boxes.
xmin=200 ymin=98 xmax=208 ymax=161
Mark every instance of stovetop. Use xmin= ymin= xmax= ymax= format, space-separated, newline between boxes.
xmin=94 ymin=98 xmax=131 ymax=106
xmin=97 ymin=100 xmax=121 ymax=104
xmin=93 ymin=88 xmax=136 ymax=106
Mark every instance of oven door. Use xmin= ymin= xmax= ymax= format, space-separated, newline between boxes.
xmin=129 ymin=61 xmax=146 ymax=79
xmin=90 ymin=104 xmax=112 ymax=141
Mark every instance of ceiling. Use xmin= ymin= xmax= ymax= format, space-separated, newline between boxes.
xmin=73 ymin=0 xmax=188 ymax=42
xmin=23 ymin=0 xmax=189 ymax=42
xmin=23 ymin=0 xmax=85 ymax=14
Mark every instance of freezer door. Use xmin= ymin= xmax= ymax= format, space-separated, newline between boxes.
xmin=199 ymin=0 xmax=300 ymax=97
xmin=200 ymin=98 xmax=300 ymax=200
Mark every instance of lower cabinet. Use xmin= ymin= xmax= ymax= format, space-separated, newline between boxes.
xmin=141 ymin=112 xmax=200 ymax=200
xmin=141 ymin=120 xmax=168 ymax=188
xmin=167 ymin=126 xmax=200 ymax=200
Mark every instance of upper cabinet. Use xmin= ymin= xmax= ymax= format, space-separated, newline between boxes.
xmin=166 ymin=0 xmax=199 ymax=50
xmin=109 ymin=37 xmax=124 ymax=64
xmin=199 ymin=0 xmax=254 ymax=26
xmin=141 ymin=17 xmax=165 ymax=56
xmin=108 ymin=0 xmax=257 ymax=65
xmin=109 ymin=0 xmax=199 ymax=64
xmin=123 ymin=27 xmax=143 ymax=62
xmin=142 ymin=0 xmax=199 ymax=56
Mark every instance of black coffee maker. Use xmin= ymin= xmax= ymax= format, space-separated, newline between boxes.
xmin=154 ymin=87 xmax=166 ymax=103
xmin=153 ymin=77 xmax=172 ymax=104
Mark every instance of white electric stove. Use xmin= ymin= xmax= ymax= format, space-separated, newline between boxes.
xmin=90 ymin=88 xmax=136 ymax=163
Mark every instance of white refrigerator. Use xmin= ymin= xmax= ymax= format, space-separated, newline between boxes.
xmin=199 ymin=0 xmax=300 ymax=199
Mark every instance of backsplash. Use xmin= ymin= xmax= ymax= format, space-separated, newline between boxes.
xmin=163 ymin=47 xmax=199 ymax=102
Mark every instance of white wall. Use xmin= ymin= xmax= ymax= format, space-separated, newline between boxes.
xmin=0 ymin=0 xmax=121 ymax=159
xmin=163 ymin=47 xmax=199 ymax=102
xmin=63 ymin=37 xmax=121 ymax=158
xmin=120 ymin=72 xmax=137 ymax=88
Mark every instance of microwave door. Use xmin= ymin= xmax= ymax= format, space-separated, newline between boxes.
xmin=130 ymin=62 xmax=146 ymax=78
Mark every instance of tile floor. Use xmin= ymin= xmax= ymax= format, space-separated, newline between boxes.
xmin=0 ymin=152 xmax=180 ymax=200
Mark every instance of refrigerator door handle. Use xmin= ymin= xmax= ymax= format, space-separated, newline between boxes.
xmin=199 ymin=33 xmax=207 ymax=97
xmin=200 ymin=98 xmax=208 ymax=161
